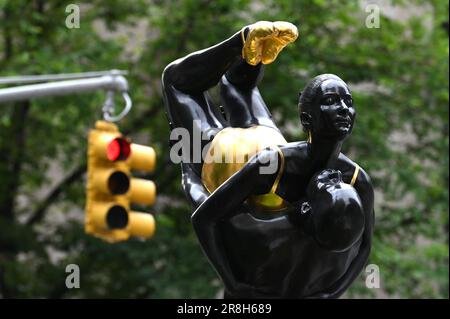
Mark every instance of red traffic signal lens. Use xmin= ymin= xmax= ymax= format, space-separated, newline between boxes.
xmin=107 ymin=137 xmax=131 ymax=161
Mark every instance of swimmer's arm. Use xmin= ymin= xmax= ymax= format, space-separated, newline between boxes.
xmin=181 ymin=163 xmax=209 ymax=209
xmin=162 ymin=29 xmax=248 ymax=94
xmin=313 ymin=167 xmax=375 ymax=298
xmin=191 ymin=149 xmax=278 ymax=293
xmin=219 ymin=60 xmax=269 ymax=127
xmin=224 ymin=58 xmax=265 ymax=89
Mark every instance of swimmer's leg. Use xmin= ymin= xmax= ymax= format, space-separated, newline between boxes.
xmin=162 ymin=29 xmax=246 ymax=175
xmin=163 ymin=82 xmax=225 ymax=175
xmin=219 ymin=59 xmax=280 ymax=131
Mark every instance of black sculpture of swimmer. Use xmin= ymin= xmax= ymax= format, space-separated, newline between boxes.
xmin=161 ymin=21 xmax=375 ymax=298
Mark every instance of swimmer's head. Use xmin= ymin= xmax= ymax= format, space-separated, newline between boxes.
xmin=298 ymin=74 xmax=355 ymax=142
xmin=301 ymin=169 xmax=365 ymax=252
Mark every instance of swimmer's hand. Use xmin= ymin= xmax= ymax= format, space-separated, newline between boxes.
xmin=241 ymin=21 xmax=299 ymax=66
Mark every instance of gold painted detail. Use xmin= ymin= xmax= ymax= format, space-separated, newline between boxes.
xmin=350 ymin=164 xmax=360 ymax=186
xmin=269 ymin=146 xmax=285 ymax=194
xmin=242 ymin=21 xmax=299 ymax=66
xmin=201 ymin=126 xmax=287 ymax=211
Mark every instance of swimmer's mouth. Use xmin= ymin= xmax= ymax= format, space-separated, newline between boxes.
xmin=335 ymin=118 xmax=351 ymax=128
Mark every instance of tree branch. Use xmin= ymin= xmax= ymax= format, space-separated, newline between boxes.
xmin=0 ymin=101 xmax=30 ymax=219
xmin=2 ymin=4 xmax=13 ymax=61
xmin=26 ymin=164 xmax=86 ymax=226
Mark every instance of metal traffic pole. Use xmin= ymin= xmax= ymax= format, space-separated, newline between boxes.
xmin=0 ymin=70 xmax=132 ymax=122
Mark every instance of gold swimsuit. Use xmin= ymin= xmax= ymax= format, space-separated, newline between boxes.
xmin=201 ymin=125 xmax=288 ymax=211
xmin=201 ymin=125 xmax=361 ymax=212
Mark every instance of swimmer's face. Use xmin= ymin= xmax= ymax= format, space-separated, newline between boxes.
xmin=310 ymin=79 xmax=355 ymax=140
xmin=305 ymin=169 xmax=365 ymax=252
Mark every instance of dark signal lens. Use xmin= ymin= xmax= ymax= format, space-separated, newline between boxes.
xmin=108 ymin=171 xmax=130 ymax=194
xmin=106 ymin=205 xmax=128 ymax=229
xmin=107 ymin=137 xmax=131 ymax=161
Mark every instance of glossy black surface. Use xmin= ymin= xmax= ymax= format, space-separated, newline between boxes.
xmin=162 ymin=24 xmax=374 ymax=298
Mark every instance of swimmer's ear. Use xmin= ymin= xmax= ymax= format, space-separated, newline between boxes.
xmin=300 ymin=202 xmax=312 ymax=215
xmin=300 ymin=112 xmax=312 ymax=130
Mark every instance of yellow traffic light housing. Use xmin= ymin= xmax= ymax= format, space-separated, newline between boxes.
xmin=86 ymin=120 xmax=156 ymax=243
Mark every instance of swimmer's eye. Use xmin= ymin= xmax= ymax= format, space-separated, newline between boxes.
xmin=322 ymin=96 xmax=336 ymax=105
xmin=344 ymin=97 xmax=353 ymax=107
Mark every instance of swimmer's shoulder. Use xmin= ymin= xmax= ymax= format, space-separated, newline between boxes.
xmin=337 ymin=153 xmax=372 ymax=188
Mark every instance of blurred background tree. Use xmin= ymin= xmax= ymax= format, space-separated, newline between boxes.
xmin=0 ymin=0 xmax=448 ymax=298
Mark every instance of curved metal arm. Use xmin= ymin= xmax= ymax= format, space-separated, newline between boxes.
xmin=103 ymin=91 xmax=133 ymax=122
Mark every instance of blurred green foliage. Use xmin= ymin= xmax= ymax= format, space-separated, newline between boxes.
xmin=0 ymin=0 xmax=448 ymax=298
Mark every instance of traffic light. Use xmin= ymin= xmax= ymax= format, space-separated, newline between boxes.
xmin=85 ymin=120 xmax=156 ymax=243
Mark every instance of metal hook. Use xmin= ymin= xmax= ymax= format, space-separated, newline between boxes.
xmin=103 ymin=91 xmax=133 ymax=122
